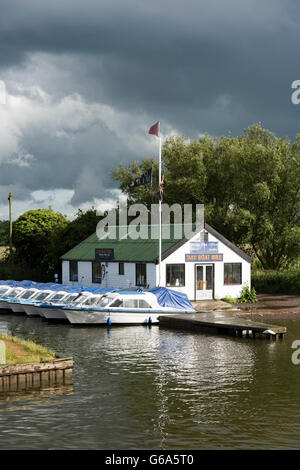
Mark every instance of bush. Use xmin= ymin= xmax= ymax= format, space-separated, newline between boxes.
xmin=239 ymin=283 xmax=258 ymax=303
xmin=252 ymin=270 xmax=300 ymax=295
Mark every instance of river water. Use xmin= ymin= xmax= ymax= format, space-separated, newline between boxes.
xmin=0 ymin=313 xmax=299 ymax=450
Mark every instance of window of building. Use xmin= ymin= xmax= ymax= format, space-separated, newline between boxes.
xmin=119 ymin=262 xmax=125 ymax=275
xmin=92 ymin=261 xmax=102 ymax=284
xmin=166 ymin=264 xmax=185 ymax=287
xmin=69 ymin=261 xmax=78 ymax=282
xmin=224 ymin=263 xmax=242 ymax=285
xmin=136 ymin=263 xmax=147 ymax=287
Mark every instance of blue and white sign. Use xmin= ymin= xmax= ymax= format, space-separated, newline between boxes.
xmin=190 ymin=242 xmax=218 ymax=254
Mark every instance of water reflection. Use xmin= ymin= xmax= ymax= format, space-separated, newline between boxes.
xmin=0 ymin=385 xmax=74 ymax=408
xmin=0 ymin=314 xmax=299 ymax=449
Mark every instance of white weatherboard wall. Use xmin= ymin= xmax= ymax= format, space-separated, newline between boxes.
xmin=159 ymin=230 xmax=251 ymax=300
xmin=62 ymin=260 xmax=156 ymax=289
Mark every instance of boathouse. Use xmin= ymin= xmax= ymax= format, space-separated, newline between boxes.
xmin=60 ymin=223 xmax=252 ymax=301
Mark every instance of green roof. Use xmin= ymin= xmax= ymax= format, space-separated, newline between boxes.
xmin=60 ymin=226 xmax=182 ymax=263
xmin=60 ymin=223 xmax=253 ymax=264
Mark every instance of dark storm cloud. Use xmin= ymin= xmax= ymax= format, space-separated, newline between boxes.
xmin=1 ymin=0 xmax=300 ymax=212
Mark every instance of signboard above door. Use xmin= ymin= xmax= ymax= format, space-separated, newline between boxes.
xmin=189 ymin=242 xmax=218 ymax=253
xmin=185 ymin=254 xmax=223 ymax=262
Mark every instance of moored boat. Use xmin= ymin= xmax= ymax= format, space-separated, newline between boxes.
xmin=0 ymin=287 xmax=26 ymax=311
xmin=63 ymin=288 xmax=195 ymax=325
xmin=8 ymin=288 xmax=41 ymax=313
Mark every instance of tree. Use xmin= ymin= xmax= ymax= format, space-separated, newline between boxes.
xmin=56 ymin=208 xmax=106 ymax=257
xmin=0 ymin=220 xmax=9 ymax=246
xmin=13 ymin=209 xmax=69 ymax=275
xmin=113 ymin=124 xmax=300 ymax=269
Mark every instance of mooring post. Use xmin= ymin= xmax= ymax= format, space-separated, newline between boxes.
xmin=0 ymin=340 xmax=6 ymax=365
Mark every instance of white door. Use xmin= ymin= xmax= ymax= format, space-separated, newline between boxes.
xmin=195 ymin=264 xmax=213 ymax=300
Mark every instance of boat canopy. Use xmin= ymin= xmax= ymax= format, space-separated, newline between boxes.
xmin=149 ymin=287 xmax=195 ymax=311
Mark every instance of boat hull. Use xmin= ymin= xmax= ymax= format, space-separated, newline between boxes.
xmin=23 ymin=304 xmax=42 ymax=317
xmin=9 ymin=302 xmax=26 ymax=313
xmin=0 ymin=300 xmax=11 ymax=311
xmin=64 ymin=309 xmax=191 ymax=325
xmin=41 ymin=308 xmax=67 ymax=321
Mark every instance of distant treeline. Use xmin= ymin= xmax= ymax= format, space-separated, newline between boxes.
xmin=0 ymin=220 xmax=9 ymax=246
xmin=0 ymin=208 xmax=105 ymax=282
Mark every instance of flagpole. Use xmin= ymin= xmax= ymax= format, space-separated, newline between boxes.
xmin=158 ymin=123 xmax=162 ymax=286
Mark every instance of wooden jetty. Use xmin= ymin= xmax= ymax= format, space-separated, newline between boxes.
xmin=159 ymin=311 xmax=287 ymax=340
xmin=0 ymin=357 xmax=74 ymax=393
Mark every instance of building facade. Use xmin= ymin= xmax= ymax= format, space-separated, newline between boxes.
xmin=61 ymin=223 xmax=252 ymax=301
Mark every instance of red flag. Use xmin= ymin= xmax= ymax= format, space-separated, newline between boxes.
xmin=148 ymin=121 xmax=159 ymax=136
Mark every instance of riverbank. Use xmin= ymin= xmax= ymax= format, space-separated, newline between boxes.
xmin=0 ymin=333 xmax=55 ymax=365
xmin=192 ymin=294 xmax=300 ymax=320
xmin=0 ymin=333 xmax=74 ymax=393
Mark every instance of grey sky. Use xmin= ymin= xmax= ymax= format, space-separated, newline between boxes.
xmin=0 ymin=0 xmax=300 ymax=218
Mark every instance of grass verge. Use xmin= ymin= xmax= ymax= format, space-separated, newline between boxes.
xmin=0 ymin=333 xmax=56 ymax=365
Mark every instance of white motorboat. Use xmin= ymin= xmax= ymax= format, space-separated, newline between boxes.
xmin=33 ymin=291 xmax=72 ymax=317
xmin=8 ymin=288 xmax=40 ymax=313
xmin=63 ymin=289 xmax=195 ymax=325
xmin=40 ymin=292 xmax=84 ymax=321
xmin=23 ymin=290 xmax=58 ymax=317
xmin=0 ymin=287 xmax=26 ymax=310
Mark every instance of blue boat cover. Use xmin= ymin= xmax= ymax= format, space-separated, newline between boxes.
xmin=149 ymin=287 xmax=195 ymax=311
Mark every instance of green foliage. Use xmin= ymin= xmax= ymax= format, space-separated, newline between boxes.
xmin=113 ymin=124 xmax=300 ymax=270
xmin=56 ymin=208 xmax=105 ymax=257
xmin=238 ymin=283 xmax=258 ymax=303
xmin=12 ymin=208 xmax=69 ymax=279
xmin=0 ymin=208 xmax=106 ymax=283
xmin=252 ymin=270 xmax=300 ymax=295
xmin=222 ymin=295 xmax=238 ymax=304
xmin=0 ymin=220 xmax=9 ymax=246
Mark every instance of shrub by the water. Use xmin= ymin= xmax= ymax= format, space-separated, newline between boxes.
xmin=239 ymin=283 xmax=258 ymax=303
xmin=252 ymin=270 xmax=300 ymax=295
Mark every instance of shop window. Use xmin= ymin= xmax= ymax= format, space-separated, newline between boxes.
xmin=92 ymin=261 xmax=102 ymax=284
xmin=69 ymin=261 xmax=78 ymax=282
xmin=136 ymin=263 xmax=147 ymax=287
xmin=224 ymin=263 xmax=242 ymax=285
xmin=166 ymin=264 xmax=185 ymax=287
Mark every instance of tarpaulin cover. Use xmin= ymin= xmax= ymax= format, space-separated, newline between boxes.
xmin=149 ymin=287 xmax=195 ymax=311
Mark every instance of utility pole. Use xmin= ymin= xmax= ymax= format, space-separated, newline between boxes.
xmin=8 ymin=192 xmax=12 ymax=255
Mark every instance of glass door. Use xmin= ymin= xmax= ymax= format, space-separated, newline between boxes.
xmin=195 ymin=264 xmax=213 ymax=300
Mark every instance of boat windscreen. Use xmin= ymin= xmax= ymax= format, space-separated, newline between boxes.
xmin=58 ymin=294 xmax=78 ymax=305
xmin=6 ymin=289 xmax=22 ymax=298
xmin=49 ymin=293 xmax=65 ymax=302
xmin=34 ymin=291 xmax=51 ymax=301
xmin=19 ymin=289 xmax=36 ymax=299
xmin=71 ymin=295 xmax=90 ymax=305
xmin=82 ymin=296 xmax=101 ymax=306
xmin=97 ymin=296 xmax=114 ymax=307
xmin=0 ymin=287 xmax=10 ymax=296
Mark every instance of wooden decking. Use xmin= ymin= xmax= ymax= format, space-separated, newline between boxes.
xmin=0 ymin=357 xmax=74 ymax=393
xmin=159 ymin=311 xmax=287 ymax=339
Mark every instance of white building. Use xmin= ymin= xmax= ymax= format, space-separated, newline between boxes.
xmin=61 ymin=223 xmax=252 ymax=301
